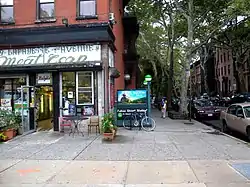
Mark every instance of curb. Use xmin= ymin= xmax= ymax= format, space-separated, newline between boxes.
xmin=220 ymin=131 xmax=250 ymax=145
xmin=202 ymin=121 xmax=249 ymax=145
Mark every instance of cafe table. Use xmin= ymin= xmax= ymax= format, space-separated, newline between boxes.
xmin=63 ymin=115 xmax=89 ymax=136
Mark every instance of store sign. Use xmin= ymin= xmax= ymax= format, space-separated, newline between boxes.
xmin=36 ymin=73 xmax=52 ymax=85
xmin=0 ymin=44 xmax=101 ymax=67
xmin=117 ymin=108 xmax=147 ymax=120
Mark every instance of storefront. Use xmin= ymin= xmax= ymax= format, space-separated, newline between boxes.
xmin=0 ymin=43 xmax=114 ymax=132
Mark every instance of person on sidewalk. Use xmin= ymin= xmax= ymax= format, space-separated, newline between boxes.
xmin=161 ymin=99 xmax=167 ymax=118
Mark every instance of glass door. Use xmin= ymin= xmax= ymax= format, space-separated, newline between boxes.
xmin=16 ymin=86 xmax=35 ymax=133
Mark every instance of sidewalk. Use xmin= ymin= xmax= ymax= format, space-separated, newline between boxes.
xmin=0 ymin=110 xmax=250 ymax=186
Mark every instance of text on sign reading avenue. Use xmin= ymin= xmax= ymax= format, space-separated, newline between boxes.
xmin=0 ymin=44 xmax=101 ymax=66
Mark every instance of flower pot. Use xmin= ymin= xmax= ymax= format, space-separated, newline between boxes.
xmin=4 ymin=128 xmax=15 ymax=140
xmin=103 ymin=132 xmax=114 ymax=141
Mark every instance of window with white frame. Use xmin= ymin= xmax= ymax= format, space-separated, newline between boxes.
xmin=78 ymin=0 xmax=96 ymax=17
xmin=0 ymin=0 xmax=14 ymax=23
xmin=76 ymin=72 xmax=94 ymax=105
xmin=38 ymin=0 xmax=55 ymax=19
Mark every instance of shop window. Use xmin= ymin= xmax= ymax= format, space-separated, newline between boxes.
xmin=78 ymin=0 xmax=96 ymax=17
xmin=62 ymin=72 xmax=76 ymax=104
xmin=38 ymin=0 xmax=55 ymax=19
xmin=0 ymin=77 xmax=26 ymax=111
xmin=0 ymin=0 xmax=14 ymax=23
xmin=76 ymin=72 xmax=93 ymax=105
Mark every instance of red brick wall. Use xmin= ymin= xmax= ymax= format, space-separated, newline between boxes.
xmin=0 ymin=0 xmax=126 ymax=93
xmin=111 ymin=0 xmax=125 ymax=91
xmin=0 ymin=0 xmax=109 ymax=29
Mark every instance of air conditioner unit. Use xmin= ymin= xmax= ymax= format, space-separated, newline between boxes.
xmin=109 ymin=13 xmax=115 ymax=21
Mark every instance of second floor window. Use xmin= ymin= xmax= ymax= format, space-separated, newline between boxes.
xmin=38 ymin=0 xmax=55 ymax=19
xmin=78 ymin=0 xmax=96 ymax=17
xmin=0 ymin=0 xmax=14 ymax=23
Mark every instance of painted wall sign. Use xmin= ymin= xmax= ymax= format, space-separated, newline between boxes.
xmin=0 ymin=44 xmax=101 ymax=67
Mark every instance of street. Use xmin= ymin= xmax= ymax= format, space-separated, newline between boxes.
xmin=0 ymin=112 xmax=250 ymax=186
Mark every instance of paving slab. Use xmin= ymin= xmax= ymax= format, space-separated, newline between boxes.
xmin=129 ymin=143 xmax=155 ymax=160
xmin=205 ymin=183 xmax=250 ymax=187
xmin=50 ymin=161 xmax=128 ymax=184
xmin=29 ymin=142 xmax=91 ymax=160
xmin=45 ymin=185 xmax=123 ymax=187
xmin=75 ymin=143 xmax=132 ymax=160
xmin=188 ymin=160 xmax=248 ymax=183
xmin=126 ymin=161 xmax=198 ymax=184
xmin=0 ymin=144 xmax=48 ymax=160
xmin=0 ymin=160 xmax=69 ymax=184
xmin=151 ymin=143 xmax=184 ymax=161
xmin=0 ymin=159 xmax=21 ymax=172
xmin=0 ymin=184 xmax=45 ymax=187
xmin=126 ymin=184 xmax=206 ymax=187
xmin=176 ymin=143 xmax=231 ymax=160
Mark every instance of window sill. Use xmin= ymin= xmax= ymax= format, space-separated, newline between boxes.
xmin=35 ymin=18 xmax=57 ymax=24
xmin=0 ymin=22 xmax=15 ymax=26
xmin=76 ymin=15 xmax=98 ymax=20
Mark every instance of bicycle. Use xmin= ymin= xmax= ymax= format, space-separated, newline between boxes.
xmin=122 ymin=109 xmax=156 ymax=131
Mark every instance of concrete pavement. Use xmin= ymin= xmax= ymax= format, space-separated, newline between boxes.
xmin=0 ymin=111 xmax=250 ymax=186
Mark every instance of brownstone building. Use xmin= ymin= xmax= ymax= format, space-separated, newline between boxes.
xmin=0 ymin=0 xmax=139 ymax=132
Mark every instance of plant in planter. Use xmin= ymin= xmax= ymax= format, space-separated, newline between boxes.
xmin=0 ymin=109 xmax=21 ymax=140
xmin=102 ymin=112 xmax=117 ymax=140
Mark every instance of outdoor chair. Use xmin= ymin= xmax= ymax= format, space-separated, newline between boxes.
xmin=88 ymin=116 xmax=100 ymax=135
xmin=59 ymin=117 xmax=73 ymax=133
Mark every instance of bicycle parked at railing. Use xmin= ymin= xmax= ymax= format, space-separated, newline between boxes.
xmin=122 ymin=109 xmax=156 ymax=131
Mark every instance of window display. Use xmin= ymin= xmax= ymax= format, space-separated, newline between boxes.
xmin=61 ymin=71 xmax=94 ymax=116
xmin=0 ymin=77 xmax=27 ymax=111
xmin=77 ymin=72 xmax=93 ymax=105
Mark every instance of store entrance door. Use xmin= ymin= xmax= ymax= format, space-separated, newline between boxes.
xmin=36 ymin=86 xmax=53 ymax=130
xmin=17 ymin=86 xmax=35 ymax=133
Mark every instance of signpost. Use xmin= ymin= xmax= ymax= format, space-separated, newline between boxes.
xmin=144 ymin=74 xmax=152 ymax=117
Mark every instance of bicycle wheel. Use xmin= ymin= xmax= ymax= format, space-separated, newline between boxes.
xmin=141 ymin=117 xmax=156 ymax=131
xmin=123 ymin=115 xmax=136 ymax=130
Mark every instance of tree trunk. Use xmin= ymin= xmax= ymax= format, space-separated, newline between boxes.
xmin=167 ymin=12 xmax=175 ymax=109
xmin=180 ymin=0 xmax=194 ymax=114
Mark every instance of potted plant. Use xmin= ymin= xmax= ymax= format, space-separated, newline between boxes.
xmin=101 ymin=112 xmax=116 ymax=140
xmin=0 ymin=109 xmax=21 ymax=140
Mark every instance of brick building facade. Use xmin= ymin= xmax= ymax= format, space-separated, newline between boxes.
xmin=215 ymin=47 xmax=235 ymax=96
xmin=0 ymin=0 xmax=139 ymax=132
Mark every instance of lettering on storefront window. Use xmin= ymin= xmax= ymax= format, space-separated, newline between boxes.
xmin=0 ymin=44 xmax=101 ymax=67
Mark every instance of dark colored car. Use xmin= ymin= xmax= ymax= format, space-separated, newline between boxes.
xmin=228 ymin=93 xmax=250 ymax=105
xmin=188 ymin=99 xmax=222 ymax=120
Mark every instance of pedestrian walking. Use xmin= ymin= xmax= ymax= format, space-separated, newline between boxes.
xmin=161 ymin=99 xmax=167 ymax=118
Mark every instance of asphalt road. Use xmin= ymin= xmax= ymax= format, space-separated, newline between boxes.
xmin=203 ymin=120 xmax=250 ymax=142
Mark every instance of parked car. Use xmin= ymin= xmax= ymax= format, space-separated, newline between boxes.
xmin=228 ymin=93 xmax=250 ymax=105
xmin=220 ymin=103 xmax=250 ymax=140
xmin=188 ymin=99 xmax=222 ymax=120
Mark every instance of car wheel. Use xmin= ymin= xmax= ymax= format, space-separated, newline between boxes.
xmin=247 ymin=127 xmax=250 ymax=141
xmin=222 ymin=120 xmax=229 ymax=133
